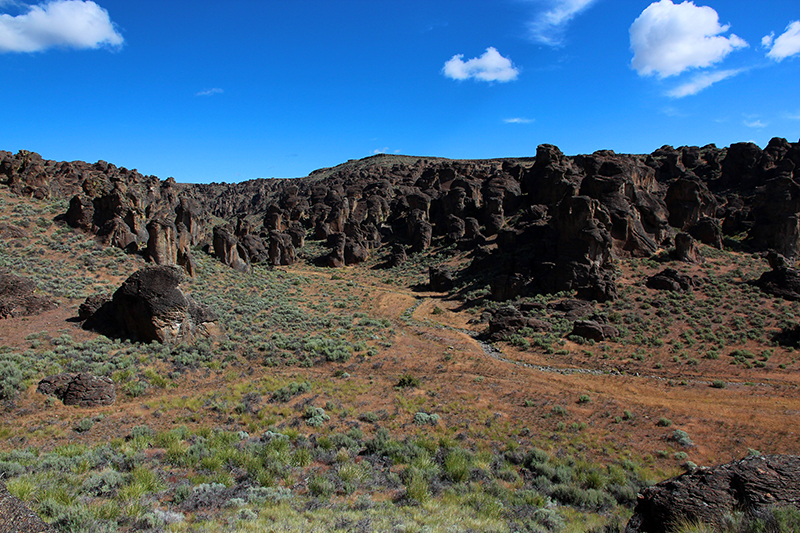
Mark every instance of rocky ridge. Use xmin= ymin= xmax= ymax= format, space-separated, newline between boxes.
xmin=2 ymin=138 xmax=800 ymax=305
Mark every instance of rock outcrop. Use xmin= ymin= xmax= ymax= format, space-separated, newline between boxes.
xmin=754 ymin=251 xmax=800 ymax=300
xmin=37 ymin=373 xmax=116 ymax=407
xmin=0 ymin=271 xmax=56 ymax=319
xmin=625 ymin=454 xmax=800 ymax=533
xmin=82 ymin=266 xmax=219 ymax=343
xmin=3 ymin=136 xmax=800 ymax=301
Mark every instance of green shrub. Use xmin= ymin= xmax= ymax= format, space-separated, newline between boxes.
xmin=303 ymin=406 xmax=330 ymax=427
xmin=396 ymin=373 xmax=420 ymax=388
xmin=443 ymin=448 xmax=473 ymax=483
xmin=272 ymin=381 xmax=311 ymax=402
xmin=413 ymin=412 xmax=440 ymax=426
xmin=0 ymin=360 xmax=23 ymax=400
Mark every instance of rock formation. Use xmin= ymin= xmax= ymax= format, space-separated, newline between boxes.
xmin=625 ymin=454 xmax=800 ymax=533
xmin=82 ymin=265 xmax=219 ymax=343
xmin=0 ymin=271 xmax=56 ymax=319
xmin=3 ymin=136 xmax=800 ymax=304
xmin=37 ymin=373 xmax=116 ymax=407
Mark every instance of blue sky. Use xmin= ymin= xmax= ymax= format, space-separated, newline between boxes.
xmin=1 ymin=0 xmax=798 ymax=183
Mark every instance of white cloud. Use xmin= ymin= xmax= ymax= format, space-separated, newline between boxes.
xmin=766 ymin=21 xmax=800 ymax=61
xmin=196 ymin=88 xmax=223 ymax=96
xmin=0 ymin=0 xmax=122 ymax=53
xmin=504 ymin=117 xmax=534 ymax=124
xmin=744 ymin=119 xmax=766 ymax=128
xmin=629 ymin=0 xmax=747 ymax=78
xmin=527 ymin=0 xmax=597 ymax=46
xmin=761 ymin=32 xmax=774 ymax=49
xmin=666 ymin=69 xmax=741 ymax=98
xmin=443 ymin=47 xmax=519 ymax=82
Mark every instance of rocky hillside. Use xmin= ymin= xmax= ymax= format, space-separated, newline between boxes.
xmin=2 ymin=138 xmax=799 ymax=303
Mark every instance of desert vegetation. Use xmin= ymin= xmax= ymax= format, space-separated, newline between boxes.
xmin=2 ymin=142 xmax=800 ymax=532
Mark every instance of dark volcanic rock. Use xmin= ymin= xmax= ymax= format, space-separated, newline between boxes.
xmin=646 ymin=268 xmax=697 ymax=292
xmin=664 ymin=177 xmax=717 ymax=230
xmin=429 ymin=265 xmax=455 ymax=291
xmin=688 ymin=216 xmax=722 ymax=249
xmin=0 ymin=481 xmax=54 ymax=533
xmin=488 ymin=306 xmax=550 ymax=341
xmin=754 ymin=251 xmax=800 ymax=300
xmin=0 ymin=271 xmax=57 ymax=319
xmin=84 ymin=265 xmax=219 ymax=343
xmin=674 ymin=233 xmax=702 ymax=263
xmin=570 ymin=320 xmax=618 ymax=342
xmin=625 ymin=454 xmax=800 ymax=533
xmin=146 ymin=218 xmax=178 ymax=265
xmin=212 ymin=226 xmax=251 ymax=273
xmin=37 ymin=373 xmax=115 ymax=407
xmin=78 ymin=293 xmax=111 ymax=321
xmin=0 ymin=223 xmax=28 ymax=240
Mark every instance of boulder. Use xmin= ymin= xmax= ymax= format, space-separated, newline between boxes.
xmin=66 ymin=194 xmax=95 ymax=230
xmin=0 ymin=223 xmax=28 ymax=240
xmin=488 ymin=306 xmax=551 ymax=341
xmin=754 ymin=251 xmax=800 ymax=300
xmin=78 ymin=293 xmax=110 ymax=321
xmin=37 ymin=373 xmax=115 ymax=407
xmin=344 ymin=238 xmax=369 ymax=265
xmin=83 ymin=266 xmax=219 ymax=343
xmin=326 ymin=232 xmax=346 ymax=268
xmin=0 ymin=271 xmax=56 ymax=319
xmin=625 ymin=455 xmax=800 ymax=533
xmin=570 ymin=320 xmax=618 ymax=342
xmin=646 ymin=269 xmax=697 ymax=292
xmin=429 ymin=266 xmax=455 ymax=291
xmin=240 ymin=233 xmax=270 ymax=264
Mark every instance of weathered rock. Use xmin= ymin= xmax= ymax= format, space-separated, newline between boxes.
xmin=665 ymin=178 xmax=717 ymax=230
xmin=239 ymin=233 xmax=269 ymax=264
xmin=646 ymin=268 xmax=697 ymax=292
xmin=429 ymin=266 xmax=455 ymax=292
xmin=78 ymin=293 xmax=110 ymax=321
xmin=84 ymin=266 xmax=219 ymax=343
xmin=625 ymin=455 xmax=800 ymax=533
xmin=386 ymin=244 xmax=407 ymax=267
xmin=688 ymin=216 xmax=722 ymax=249
xmin=488 ymin=306 xmax=551 ymax=341
xmin=212 ymin=226 xmax=251 ymax=273
xmin=674 ymin=233 xmax=702 ymax=263
xmin=146 ymin=218 xmax=178 ymax=265
xmin=37 ymin=373 xmax=115 ymax=407
xmin=0 ymin=481 xmax=54 ymax=533
xmin=344 ymin=238 xmax=369 ymax=265
xmin=0 ymin=271 xmax=56 ymax=319
xmin=547 ymin=299 xmax=595 ymax=319
xmin=35 ymin=373 xmax=75 ymax=399
xmin=748 ymin=176 xmax=800 ymax=258
xmin=570 ymin=320 xmax=618 ymax=342
xmin=66 ymin=194 xmax=95 ymax=230
xmin=491 ymin=273 xmax=526 ymax=301
xmin=754 ymin=251 xmax=800 ymax=300
xmin=327 ymin=232 xmax=346 ymax=267
xmin=523 ymin=144 xmax=583 ymax=205
xmin=0 ymin=223 xmax=28 ymax=240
